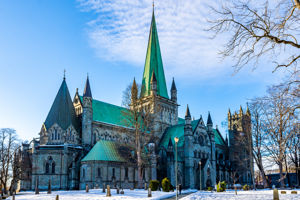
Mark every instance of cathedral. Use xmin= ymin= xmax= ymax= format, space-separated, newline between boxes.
xmin=20 ymin=8 xmax=253 ymax=191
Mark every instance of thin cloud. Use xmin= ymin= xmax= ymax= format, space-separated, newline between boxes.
xmin=77 ymin=0 xmax=286 ymax=82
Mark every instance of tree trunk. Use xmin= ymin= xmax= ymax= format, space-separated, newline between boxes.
xmin=136 ymin=129 xmax=143 ymax=189
xmin=278 ymin=162 xmax=285 ymax=188
xmin=284 ymin=157 xmax=291 ymax=187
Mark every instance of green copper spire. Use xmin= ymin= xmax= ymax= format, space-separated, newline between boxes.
xmin=141 ymin=8 xmax=169 ymax=99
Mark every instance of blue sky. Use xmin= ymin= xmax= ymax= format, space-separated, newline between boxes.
xmin=0 ymin=0 xmax=286 ymax=141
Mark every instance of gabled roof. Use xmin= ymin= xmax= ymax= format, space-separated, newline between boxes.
xmin=159 ymin=119 xmax=199 ymax=150
xmin=140 ymin=9 xmax=169 ymax=99
xmin=44 ymin=79 xmax=79 ymax=131
xmin=213 ymin=128 xmax=226 ymax=146
xmin=159 ymin=119 xmax=227 ymax=151
xmin=79 ymin=96 xmax=130 ymax=127
xmin=81 ymin=140 xmax=135 ymax=162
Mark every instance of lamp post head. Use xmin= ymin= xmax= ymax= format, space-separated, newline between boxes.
xmin=199 ymin=161 xmax=201 ymax=165
xmin=174 ymin=137 xmax=179 ymax=144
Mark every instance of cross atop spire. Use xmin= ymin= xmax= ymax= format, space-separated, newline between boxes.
xmin=63 ymin=69 xmax=66 ymax=80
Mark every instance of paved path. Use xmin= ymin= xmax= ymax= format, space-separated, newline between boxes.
xmin=161 ymin=192 xmax=196 ymax=200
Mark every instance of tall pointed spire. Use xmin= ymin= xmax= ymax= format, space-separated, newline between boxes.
xmin=140 ymin=7 xmax=169 ymax=99
xmin=44 ymin=78 xmax=79 ymax=131
xmin=83 ymin=75 xmax=92 ymax=98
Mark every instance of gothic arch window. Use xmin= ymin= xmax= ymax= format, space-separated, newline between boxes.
xmin=45 ymin=163 xmax=50 ymax=174
xmin=52 ymin=162 xmax=56 ymax=174
xmin=83 ymin=168 xmax=85 ymax=178
xmin=112 ymin=168 xmax=115 ymax=178
xmin=45 ymin=156 xmax=55 ymax=174
xmin=97 ymin=168 xmax=101 ymax=177
xmin=125 ymin=167 xmax=129 ymax=178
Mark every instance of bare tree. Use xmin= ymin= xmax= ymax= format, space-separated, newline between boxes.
xmin=121 ymin=80 xmax=156 ymax=188
xmin=258 ymin=83 xmax=298 ymax=187
xmin=287 ymin=113 xmax=300 ymax=186
xmin=208 ymin=0 xmax=300 ymax=73
xmin=9 ymin=147 xmax=22 ymax=195
xmin=248 ymin=100 xmax=269 ymax=188
xmin=0 ymin=128 xmax=20 ymax=194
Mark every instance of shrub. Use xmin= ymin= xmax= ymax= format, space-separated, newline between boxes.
xmin=243 ymin=184 xmax=249 ymax=191
xmin=217 ymin=181 xmax=226 ymax=192
xmin=220 ymin=181 xmax=227 ymax=191
xmin=170 ymin=184 xmax=174 ymax=191
xmin=217 ymin=182 xmax=222 ymax=192
xmin=207 ymin=187 xmax=213 ymax=191
xmin=149 ymin=180 xmax=160 ymax=191
xmin=161 ymin=178 xmax=171 ymax=192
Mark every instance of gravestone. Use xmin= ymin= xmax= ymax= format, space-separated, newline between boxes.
xmin=35 ymin=177 xmax=39 ymax=195
xmin=273 ymin=189 xmax=279 ymax=200
xmin=117 ymin=187 xmax=120 ymax=194
xmin=56 ymin=195 xmax=59 ymax=200
xmin=102 ymin=184 xmax=106 ymax=193
xmin=106 ymin=185 xmax=111 ymax=197
xmin=145 ymin=183 xmax=147 ymax=190
xmin=86 ymin=184 xmax=89 ymax=193
xmin=48 ymin=179 xmax=51 ymax=194
xmin=280 ymin=191 xmax=286 ymax=194
xmin=148 ymin=188 xmax=152 ymax=197
xmin=291 ymin=191 xmax=297 ymax=194
xmin=120 ymin=188 xmax=124 ymax=195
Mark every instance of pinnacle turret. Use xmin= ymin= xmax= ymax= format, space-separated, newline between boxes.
xmin=131 ymin=78 xmax=138 ymax=102
xmin=171 ymin=77 xmax=177 ymax=102
xmin=83 ymin=75 xmax=92 ymax=98
xmin=246 ymin=104 xmax=251 ymax=116
xmin=185 ymin=105 xmax=191 ymax=118
xmin=171 ymin=78 xmax=177 ymax=91
xmin=207 ymin=112 xmax=213 ymax=126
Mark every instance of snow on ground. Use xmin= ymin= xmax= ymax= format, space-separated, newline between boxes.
xmin=7 ymin=189 xmax=196 ymax=200
xmin=181 ymin=189 xmax=300 ymax=200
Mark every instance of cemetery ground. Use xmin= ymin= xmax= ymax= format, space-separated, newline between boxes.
xmin=4 ymin=189 xmax=300 ymax=200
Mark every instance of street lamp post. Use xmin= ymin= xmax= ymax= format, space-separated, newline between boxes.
xmin=199 ymin=161 xmax=202 ymax=190
xmin=174 ymin=137 xmax=179 ymax=200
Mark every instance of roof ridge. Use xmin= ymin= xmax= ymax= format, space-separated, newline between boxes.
xmin=80 ymin=95 xmax=128 ymax=110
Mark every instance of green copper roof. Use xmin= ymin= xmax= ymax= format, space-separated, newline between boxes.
xmin=141 ymin=9 xmax=169 ymax=99
xmin=82 ymin=140 xmax=135 ymax=162
xmin=45 ymin=79 xmax=79 ymax=131
xmin=159 ymin=120 xmax=227 ymax=150
xmin=213 ymin=129 xmax=226 ymax=146
xmin=159 ymin=120 xmax=199 ymax=149
xmin=79 ymin=96 xmax=130 ymax=127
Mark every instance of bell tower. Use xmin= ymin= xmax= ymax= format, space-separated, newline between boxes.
xmin=138 ymin=6 xmax=178 ymax=142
